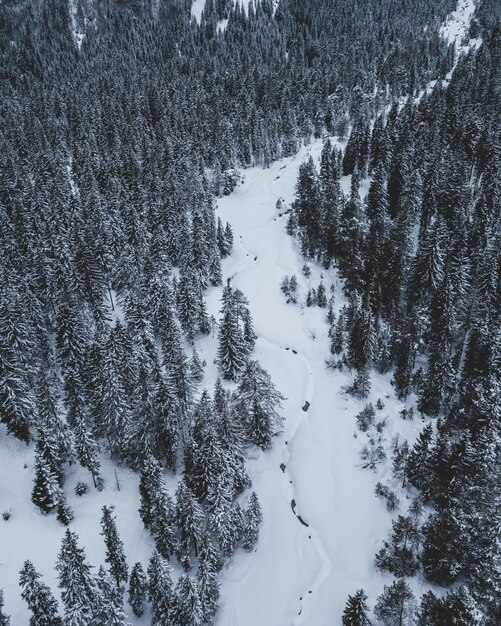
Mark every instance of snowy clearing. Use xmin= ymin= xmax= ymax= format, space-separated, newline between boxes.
xmin=202 ymin=141 xmax=428 ymax=625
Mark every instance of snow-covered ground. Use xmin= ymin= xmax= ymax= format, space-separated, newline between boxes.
xmin=440 ymin=0 xmax=479 ymax=53
xmin=1 ymin=2 xmax=480 ymax=622
xmin=200 ymin=141 xmax=427 ymax=626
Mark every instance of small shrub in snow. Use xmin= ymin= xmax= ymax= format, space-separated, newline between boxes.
xmin=75 ymin=482 xmax=89 ymax=497
xmin=96 ymin=476 xmax=105 ymax=492
xmin=399 ymin=407 xmax=414 ymax=420
xmin=302 ymin=263 xmax=311 ymax=278
xmin=356 ymin=403 xmax=375 ymax=432
xmin=280 ymin=275 xmax=298 ymax=303
xmin=375 ymin=418 xmax=387 ymax=433
xmin=360 ymin=439 xmax=386 ymax=471
xmin=2 ymin=510 xmax=11 ymax=521
xmin=375 ymin=482 xmax=399 ymax=511
xmin=376 ymin=398 xmax=385 ymax=410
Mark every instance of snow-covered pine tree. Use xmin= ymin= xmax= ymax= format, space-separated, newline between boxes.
xmin=100 ymin=505 xmax=128 ymax=587
xmin=374 ymin=579 xmax=415 ymax=626
xmin=95 ymin=566 xmax=130 ymax=626
xmin=341 ymin=589 xmax=371 ymax=626
xmin=235 ymin=360 xmax=284 ymax=449
xmin=0 ymin=590 xmax=9 ymax=626
xmin=128 ymin=563 xmax=147 ymax=618
xmin=19 ymin=560 xmax=62 ymax=626
xmin=31 ymin=431 xmax=62 ymax=514
xmin=56 ymin=530 xmax=99 ymax=624
xmin=175 ymin=479 xmax=205 ymax=570
xmin=73 ymin=413 xmax=102 ymax=488
xmin=242 ymin=492 xmax=262 ymax=551
xmin=138 ymin=456 xmax=176 ymax=559
xmin=197 ymin=533 xmax=222 ymax=622
xmin=147 ymin=551 xmax=174 ymax=626
xmin=217 ymin=284 xmax=246 ymax=381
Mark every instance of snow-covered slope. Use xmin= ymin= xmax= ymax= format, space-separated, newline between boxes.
xmin=440 ymin=0 xmax=479 ymax=52
xmin=203 ymin=142 xmax=424 ymax=625
xmin=0 ymin=138 xmax=422 ymax=625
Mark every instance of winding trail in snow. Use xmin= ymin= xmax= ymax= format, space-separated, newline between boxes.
xmin=210 ymin=140 xmax=398 ymax=626
xmin=231 ymin=226 xmax=333 ymax=622
xmin=210 ymin=142 xmax=341 ymax=625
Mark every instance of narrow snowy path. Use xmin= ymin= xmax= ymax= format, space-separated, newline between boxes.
xmin=201 ymin=142 xmax=396 ymax=626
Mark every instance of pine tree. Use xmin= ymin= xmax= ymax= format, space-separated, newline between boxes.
xmin=171 ymin=575 xmax=204 ymax=626
xmin=175 ymin=479 xmax=205 ymax=570
xmin=73 ymin=414 xmax=101 ymax=488
xmin=417 ymin=587 xmax=482 ymax=626
xmin=197 ymin=533 xmax=221 ymax=622
xmin=235 ymin=360 xmax=284 ymax=449
xmin=128 ymin=563 xmax=147 ymax=618
xmin=100 ymin=505 xmax=128 ymax=587
xmin=349 ymin=367 xmax=371 ymax=399
xmin=375 ymin=515 xmax=421 ymax=577
xmin=138 ymin=457 xmax=175 ymax=559
xmin=0 ymin=590 xmax=9 ymax=626
xmin=208 ymin=474 xmax=243 ymax=556
xmin=56 ymin=530 xmax=98 ymax=625
xmin=317 ymin=278 xmax=327 ymax=308
xmin=31 ymin=434 xmax=62 ymax=514
xmin=95 ymin=567 xmax=130 ymax=626
xmin=374 ymin=579 xmax=415 ymax=626
xmin=0 ymin=328 xmax=33 ymax=442
xmin=217 ymin=286 xmax=246 ymax=381
xmin=242 ymin=492 xmax=262 ymax=551
xmin=147 ymin=552 xmax=173 ymax=626
xmin=342 ymin=589 xmax=371 ymax=626
xmin=189 ymin=348 xmax=205 ymax=384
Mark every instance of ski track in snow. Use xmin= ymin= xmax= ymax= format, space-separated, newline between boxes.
xmin=206 ymin=141 xmax=400 ymax=626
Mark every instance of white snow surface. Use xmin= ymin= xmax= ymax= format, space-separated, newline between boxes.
xmin=203 ymin=141 xmax=428 ymax=626
xmin=440 ymin=0 xmax=481 ymax=61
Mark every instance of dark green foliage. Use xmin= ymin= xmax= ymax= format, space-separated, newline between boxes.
xmin=417 ymin=587 xmax=482 ymax=626
xmin=342 ymin=589 xmax=371 ymax=626
xmin=242 ymin=492 xmax=263 ymax=551
xmin=0 ymin=590 xmax=9 ymax=626
xmin=375 ymin=515 xmax=421 ymax=577
xmin=100 ymin=505 xmax=128 ymax=587
xmin=56 ymin=530 xmax=98 ymax=625
xmin=374 ymin=579 xmax=416 ymax=626
xmin=235 ymin=360 xmax=284 ymax=450
xmin=128 ymin=562 xmax=147 ymax=618
xmin=20 ymin=561 xmax=62 ymax=626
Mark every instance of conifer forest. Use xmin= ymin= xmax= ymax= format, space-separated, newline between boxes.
xmin=0 ymin=0 xmax=499 ymax=624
